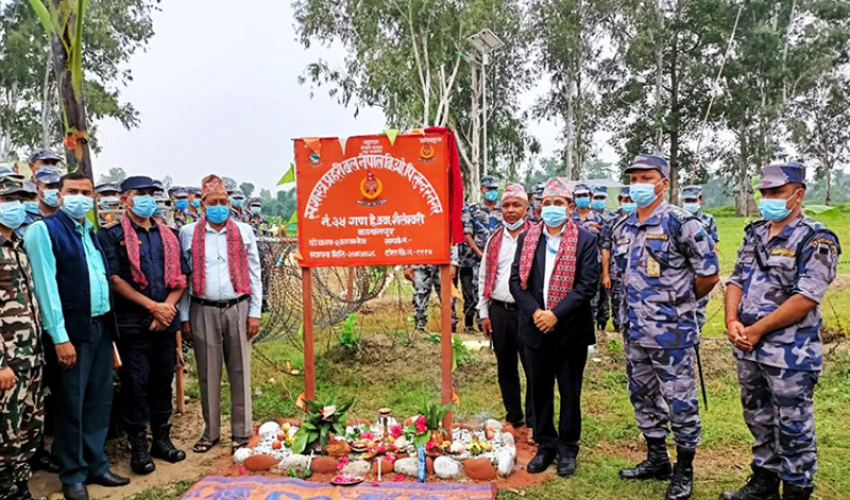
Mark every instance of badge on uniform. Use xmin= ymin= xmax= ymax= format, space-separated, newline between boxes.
xmin=646 ymin=256 xmax=661 ymax=277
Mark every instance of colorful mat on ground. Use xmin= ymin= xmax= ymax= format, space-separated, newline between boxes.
xmin=180 ymin=476 xmax=497 ymax=500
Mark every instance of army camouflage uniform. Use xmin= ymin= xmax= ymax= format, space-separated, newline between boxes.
xmin=610 ymin=201 xmax=719 ymax=450
xmin=411 ymin=265 xmax=458 ymax=331
xmin=727 ymin=215 xmax=839 ymax=488
xmin=0 ymin=233 xmax=44 ymax=496
xmin=460 ymin=202 xmax=501 ymax=330
xmin=595 ymin=208 xmax=620 ymax=329
xmin=601 ymin=208 xmax=629 ymax=331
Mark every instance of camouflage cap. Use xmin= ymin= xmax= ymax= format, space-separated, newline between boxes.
xmin=573 ymin=183 xmax=592 ymax=196
xmin=531 ymin=182 xmax=545 ymax=199
xmin=682 ymin=185 xmax=702 ymax=199
xmin=34 ymin=166 xmax=63 ymax=185
xmin=28 ymin=148 xmax=63 ymax=164
xmin=248 ymin=197 xmax=262 ymax=206
xmin=592 ymin=185 xmax=608 ymax=197
xmin=625 ymin=154 xmax=670 ymax=179
xmin=619 ymin=186 xmax=631 ymax=199
xmin=230 ymin=188 xmax=246 ymax=199
xmin=756 ymin=162 xmax=806 ymax=190
xmin=481 ymin=175 xmax=499 ymax=188
xmin=0 ymin=173 xmax=26 ymax=196
xmin=96 ymin=183 xmax=121 ymax=194
xmin=168 ymin=186 xmax=187 ymax=197
xmin=22 ymin=181 xmax=37 ymax=195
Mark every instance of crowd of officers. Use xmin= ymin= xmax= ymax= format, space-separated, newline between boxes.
xmin=0 ymin=149 xmax=269 ymax=500
xmin=405 ymin=155 xmax=838 ymax=500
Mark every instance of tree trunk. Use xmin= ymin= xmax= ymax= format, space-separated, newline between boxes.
xmin=41 ymin=55 xmax=53 ymax=147
xmin=668 ymin=11 xmax=680 ymax=206
xmin=49 ymin=0 xmax=93 ymax=180
xmin=736 ymin=124 xmax=750 ymax=217
xmin=564 ymin=76 xmax=576 ymax=180
xmin=469 ymin=63 xmax=482 ymax=200
xmin=823 ymin=160 xmax=833 ymax=206
xmin=654 ymin=0 xmax=665 ymax=152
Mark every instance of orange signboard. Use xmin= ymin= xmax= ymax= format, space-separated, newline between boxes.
xmin=294 ymin=133 xmax=451 ymax=267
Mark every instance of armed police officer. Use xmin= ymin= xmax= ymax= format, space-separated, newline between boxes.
xmin=460 ymin=175 xmax=502 ymax=332
xmin=721 ymin=162 xmax=839 ymax=500
xmin=682 ymin=185 xmax=719 ymax=329
xmin=611 ymin=155 xmax=719 ymax=500
xmin=571 ymin=184 xmax=606 ymax=330
xmin=601 ymin=187 xmax=636 ymax=332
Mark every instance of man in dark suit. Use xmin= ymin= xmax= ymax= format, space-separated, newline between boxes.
xmin=509 ymin=177 xmax=599 ymax=477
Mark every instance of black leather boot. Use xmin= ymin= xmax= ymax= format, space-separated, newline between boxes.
xmin=128 ymin=430 xmax=155 ymax=475
xmin=781 ymin=482 xmax=813 ymax=500
xmin=150 ymin=423 xmax=186 ymax=463
xmin=666 ymin=447 xmax=695 ymax=500
xmin=620 ymin=437 xmax=672 ymax=480
xmin=720 ymin=464 xmax=780 ymax=500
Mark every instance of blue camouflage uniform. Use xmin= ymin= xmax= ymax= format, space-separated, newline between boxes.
xmin=611 ymin=157 xmax=719 ymax=452
xmin=601 ymin=187 xmax=632 ymax=331
xmin=15 ymin=182 xmax=41 ymax=239
xmin=727 ymin=163 xmax=839 ymax=490
xmin=459 ymin=176 xmax=502 ymax=330
xmin=682 ymin=185 xmax=719 ymax=329
xmin=572 ymin=184 xmax=606 ymax=328
xmin=592 ymin=185 xmax=617 ymax=330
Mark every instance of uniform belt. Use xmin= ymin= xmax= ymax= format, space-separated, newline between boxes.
xmin=491 ymin=299 xmax=518 ymax=311
xmin=191 ymin=295 xmax=250 ymax=309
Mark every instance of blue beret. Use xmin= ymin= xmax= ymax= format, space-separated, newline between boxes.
xmin=625 ymin=154 xmax=670 ymax=178
xmin=120 ymin=176 xmax=157 ymax=193
xmin=756 ymin=162 xmax=806 ymax=189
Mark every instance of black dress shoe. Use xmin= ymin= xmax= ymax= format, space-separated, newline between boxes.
xmin=527 ymin=449 xmax=557 ymax=474
xmin=86 ymin=470 xmax=130 ymax=487
xmin=31 ymin=452 xmax=61 ymax=473
xmin=62 ymin=483 xmax=89 ymax=500
xmin=557 ymin=455 xmax=577 ymax=477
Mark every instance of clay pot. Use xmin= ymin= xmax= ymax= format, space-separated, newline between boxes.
xmin=464 ymin=458 xmax=497 ymax=481
xmin=310 ymin=456 xmax=337 ymax=474
xmin=371 ymin=458 xmax=395 ymax=476
xmin=243 ymin=454 xmax=278 ymax=471
xmin=425 ymin=456 xmax=434 ymax=475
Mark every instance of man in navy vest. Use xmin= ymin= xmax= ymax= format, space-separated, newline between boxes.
xmin=25 ymin=172 xmax=130 ymax=500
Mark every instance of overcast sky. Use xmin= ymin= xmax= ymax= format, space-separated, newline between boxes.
xmin=91 ymin=0 xmax=572 ymax=192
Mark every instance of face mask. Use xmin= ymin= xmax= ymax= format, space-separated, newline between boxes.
xmin=575 ymin=197 xmax=591 ymax=209
xmin=504 ymin=219 xmax=524 ymax=231
xmin=759 ymin=196 xmax=794 ymax=222
xmin=230 ymin=197 xmax=245 ymax=208
xmin=61 ymin=194 xmax=94 ymax=220
xmin=250 ymin=206 xmax=262 ymax=215
xmin=191 ymin=199 xmax=201 ymax=209
xmin=484 ymin=190 xmax=499 ymax=202
xmin=175 ymin=199 xmax=189 ymax=211
xmin=130 ymin=195 xmax=157 ymax=219
xmin=99 ymin=196 xmax=119 ymax=208
xmin=24 ymin=201 xmax=40 ymax=215
xmin=206 ymin=205 xmax=230 ymax=224
xmin=42 ymin=188 xmax=60 ymax=208
xmin=630 ymin=182 xmax=660 ymax=208
xmin=683 ymin=203 xmax=701 ymax=214
xmin=541 ymin=205 xmax=567 ymax=227
xmin=0 ymin=201 xmax=26 ymax=229
xmin=592 ymin=200 xmax=607 ymax=211
xmin=621 ymin=202 xmax=637 ymax=214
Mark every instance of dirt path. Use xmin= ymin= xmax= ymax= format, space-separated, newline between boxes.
xmin=30 ymin=403 xmax=228 ymax=500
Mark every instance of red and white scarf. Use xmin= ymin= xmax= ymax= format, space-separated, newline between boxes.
xmin=191 ymin=217 xmax=252 ymax=296
xmin=518 ymin=221 xmax=579 ymax=307
xmin=121 ymin=212 xmax=187 ymax=291
xmin=483 ymin=220 xmax=532 ymax=299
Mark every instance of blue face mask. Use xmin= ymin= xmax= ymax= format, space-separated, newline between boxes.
xmin=759 ymin=197 xmax=793 ymax=222
xmin=61 ymin=194 xmax=94 ymax=220
xmin=503 ymin=219 xmax=525 ymax=231
xmin=683 ymin=202 xmax=701 ymax=214
xmin=191 ymin=199 xmax=201 ymax=209
xmin=629 ymin=183 xmax=660 ymax=208
xmin=175 ymin=199 xmax=189 ymax=211
xmin=541 ymin=205 xmax=567 ymax=227
xmin=99 ymin=196 xmax=119 ymax=209
xmin=592 ymin=199 xmax=607 ymax=211
xmin=206 ymin=205 xmax=230 ymax=224
xmin=24 ymin=201 xmax=40 ymax=215
xmin=484 ymin=190 xmax=499 ymax=202
xmin=130 ymin=195 xmax=157 ymax=219
xmin=230 ymin=197 xmax=245 ymax=208
xmin=575 ymin=196 xmax=591 ymax=209
xmin=42 ymin=188 xmax=60 ymax=208
xmin=621 ymin=202 xmax=637 ymax=214
xmin=250 ymin=206 xmax=261 ymax=215
xmin=0 ymin=201 xmax=26 ymax=229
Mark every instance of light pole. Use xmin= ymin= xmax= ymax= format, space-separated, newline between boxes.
xmin=466 ymin=29 xmax=505 ymax=178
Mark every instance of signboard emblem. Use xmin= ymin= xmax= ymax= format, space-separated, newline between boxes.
xmin=358 ymin=170 xmax=387 ymax=206
xmin=309 ymin=152 xmax=321 ymax=166
xmin=420 ymin=143 xmax=436 ymax=161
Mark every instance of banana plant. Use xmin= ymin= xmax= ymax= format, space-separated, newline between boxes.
xmin=26 ymin=0 xmax=94 ymax=179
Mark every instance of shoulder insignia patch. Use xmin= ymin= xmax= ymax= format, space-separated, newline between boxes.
xmin=770 ymin=248 xmax=796 ymax=257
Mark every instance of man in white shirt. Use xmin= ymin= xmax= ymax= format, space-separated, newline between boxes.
xmin=478 ymin=183 xmax=533 ymax=433
xmin=178 ymin=175 xmax=262 ymax=455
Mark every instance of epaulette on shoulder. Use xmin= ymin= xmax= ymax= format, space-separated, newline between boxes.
xmin=744 ymin=218 xmax=768 ymax=234
xmin=666 ymin=205 xmax=694 ymax=223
